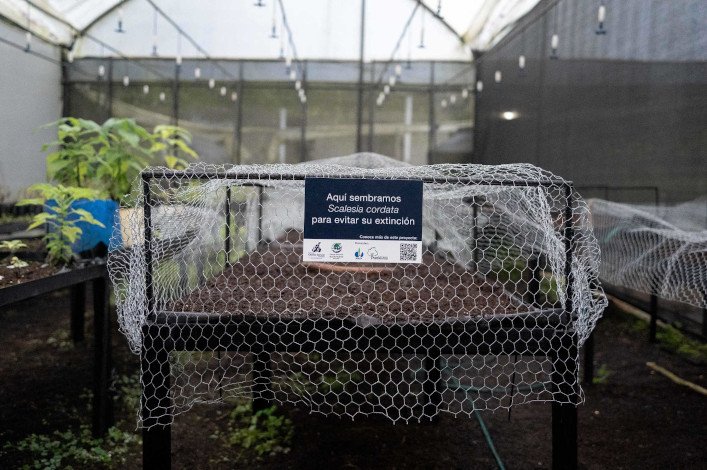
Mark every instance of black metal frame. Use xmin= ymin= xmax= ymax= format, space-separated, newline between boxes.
xmin=139 ymin=170 xmax=579 ymax=469
xmin=0 ymin=262 xmax=114 ymax=437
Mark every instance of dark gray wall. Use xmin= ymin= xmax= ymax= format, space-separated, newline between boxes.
xmin=473 ymin=0 xmax=707 ymax=203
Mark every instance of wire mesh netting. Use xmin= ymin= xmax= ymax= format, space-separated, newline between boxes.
xmin=589 ymin=197 xmax=707 ymax=309
xmin=108 ymin=153 xmax=606 ymax=428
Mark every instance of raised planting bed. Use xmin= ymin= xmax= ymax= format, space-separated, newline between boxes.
xmin=0 ymin=260 xmax=114 ymax=437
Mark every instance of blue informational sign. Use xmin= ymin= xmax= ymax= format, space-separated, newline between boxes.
xmin=303 ymin=178 xmax=423 ymax=263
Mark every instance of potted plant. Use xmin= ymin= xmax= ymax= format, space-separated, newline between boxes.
xmin=18 ymin=184 xmax=105 ymax=266
xmin=42 ymin=117 xmax=198 ymax=253
xmin=0 ymin=185 xmax=104 ymax=289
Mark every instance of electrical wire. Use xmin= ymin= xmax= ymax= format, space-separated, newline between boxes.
xmin=23 ymin=0 xmax=170 ymax=80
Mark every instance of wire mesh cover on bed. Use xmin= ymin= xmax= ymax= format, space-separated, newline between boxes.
xmin=109 ymin=153 xmax=606 ymax=427
xmin=589 ymin=198 xmax=706 ymax=308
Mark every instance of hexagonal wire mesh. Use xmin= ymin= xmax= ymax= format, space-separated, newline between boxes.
xmin=108 ymin=153 xmax=606 ymax=428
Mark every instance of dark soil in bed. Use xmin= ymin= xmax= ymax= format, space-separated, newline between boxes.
xmin=1 ymin=288 xmax=705 ymax=468
xmin=0 ymin=259 xmax=57 ymax=288
xmin=172 ymin=234 xmax=525 ymax=324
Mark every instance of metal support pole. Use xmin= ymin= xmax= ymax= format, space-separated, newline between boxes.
xmin=472 ymin=202 xmax=479 ymax=269
xmin=552 ymin=400 xmax=578 ymax=470
xmin=107 ymin=57 xmax=114 ymax=121
xmin=235 ymin=63 xmax=244 ymax=164
xmin=257 ymin=186 xmax=264 ymax=247
xmin=173 ymin=62 xmax=180 ymax=126
xmin=225 ymin=186 xmax=231 ymax=263
xmin=526 ymin=256 xmax=541 ymax=306
xmin=403 ymin=94 xmax=413 ymax=162
xmin=92 ymin=274 xmax=114 ymax=436
xmin=141 ymin=173 xmax=171 ymax=468
xmin=551 ymin=184 xmax=578 ymax=470
xmin=422 ymin=352 xmax=442 ymax=420
xmin=70 ymin=283 xmax=86 ymax=343
xmin=583 ymin=332 xmax=595 ymax=385
xmin=355 ymin=0 xmax=366 ymax=152
xmin=252 ymin=349 xmax=273 ymax=412
xmin=143 ymin=176 xmax=154 ymax=314
xmin=427 ymin=62 xmax=436 ymax=164
xmin=61 ymin=52 xmax=71 ymax=117
xmin=141 ymin=331 xmax=172 ymax=469
xmin=367 ymin=63 xmax=375 ymax=151
xmin=300 ymin=62 xmax=308 ymax=162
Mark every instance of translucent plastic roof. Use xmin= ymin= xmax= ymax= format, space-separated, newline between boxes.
xmin=1 ymin=0 xmax=541 ymax=59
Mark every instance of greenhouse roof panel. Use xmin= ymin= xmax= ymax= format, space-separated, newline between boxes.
xmin=1 ymin=0 xmax=541 ymax=55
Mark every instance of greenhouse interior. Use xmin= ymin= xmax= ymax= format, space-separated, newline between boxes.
xmin=0 ymin=0 xmax=705 ymax=469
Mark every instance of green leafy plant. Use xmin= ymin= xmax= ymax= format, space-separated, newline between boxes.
xmin=2 ymin=425 xmax=139 ymax=470
xmin=215 ymin=402 xmax=293 ymax=459
xmin=0 ymin=240 xmax=29 ymax=268
xmin=44 ymin=118 xmax=198 ymax=202
xmin=18 ymin=184 xmax=105 ymax=266
xmin=592 ymin=364 xmax=612 ymax=385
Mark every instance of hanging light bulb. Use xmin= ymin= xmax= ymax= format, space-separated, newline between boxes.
xmin=143 ymin=84 xmax=150 ymax=94
xmin=418 ymin=9 xmax=426 ymax=49
xmin=476 ymin=80 xmax=483 ymax=93
xmin=159 ymin=91 xmax=166 ymax=101
xmin=388 ymin=75 xmax=396 ymax=87
xmin=220 ymin=86 xmax=227 ymax=96
xmin=209 ymin=78 xmax=216 ymax=89
xmin=151 ymin=8 xmax=159 ymax=56
xmin=518 ymin=55 xmax=526 ymax=70
xmin=67 ymin=50 xmax=74 ymax=63
xmin=441 ymin=99 xmax=448 ymax=108
xmin=289 ymin=69 xmax=297 ymax=81
xmin=461 ymin=88 xmax=469 ymax=99
xmin=295 ymin=80 xmax=301 ymax=91
xmin=596 ymin=3 xmax=607 ymax=35
xmin=24 ymin=3 xmax=31 ymax=52
xmin=494 ymin=70 xmax=502 ymax=83
xmin=376 ymin=93 xmax=385 ymax=106
xmin=116 ymin=8 xmax=125 ymax=33
xmin=550 ymin=33 xmax=559 ymax=59
xmin=270 ymin=0 xmax=278 ymax=38
xmin=231 ymin=91 xmax=238 ymax=102
xmin=449 ymin=94 xmax=456 ymax=104
xmin=384 ymin=84 xmax=390 ymax=95
xmin=406 ymin=23 xmax=413 ymax=69
xmin=123 ymin=75 xmax=130 ymax=86
xmin=300 ymin=94 xmax=307 ymax=104
xmin=98 ymin=64 xmax=106 ymax=78
xmin=395 ymin=64 xmax=402 ymax=77
xmin=175 ymin=55 xmax=182 ymax=66
xmin=194 ymin=67 xmax=201 ymax=79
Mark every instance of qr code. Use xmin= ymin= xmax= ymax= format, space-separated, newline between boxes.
xmin=399 ymin=243 xmax=418 ymax=261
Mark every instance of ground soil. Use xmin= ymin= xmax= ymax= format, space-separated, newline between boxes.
xmin=0 ymin=290 xmax=705 ymax=469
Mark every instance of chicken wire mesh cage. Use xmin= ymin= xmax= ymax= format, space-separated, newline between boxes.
xmin=108 ymin=153 xmax=606 ymax=428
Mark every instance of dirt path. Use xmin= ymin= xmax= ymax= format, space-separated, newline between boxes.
xmin=1 ymin=293 xmax=705 ymax=468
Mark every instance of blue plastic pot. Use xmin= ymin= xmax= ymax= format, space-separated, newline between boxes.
xmin=46 ymin=199 xmax=120 ymax=253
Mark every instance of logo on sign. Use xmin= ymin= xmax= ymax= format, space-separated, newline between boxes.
xmin=311 ymin=242 xmax=322 ymax=253
xmin=331 ymin=242 xmax=343 ymax=253
xmin=354 ymin=248 xmax=364 ymax=259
